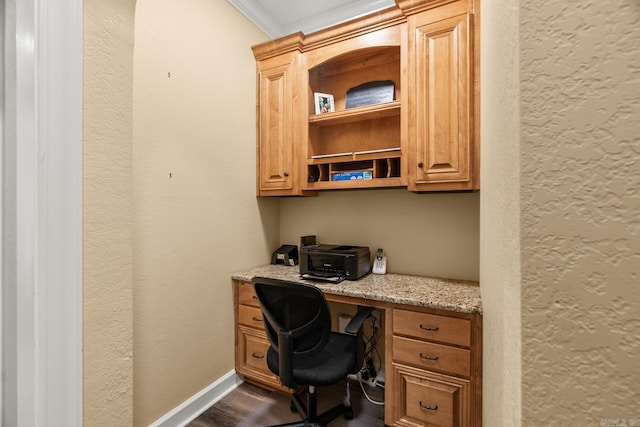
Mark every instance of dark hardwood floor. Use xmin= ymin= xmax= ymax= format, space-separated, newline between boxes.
xmin=189 ymin=380 xmax=384 ymax=426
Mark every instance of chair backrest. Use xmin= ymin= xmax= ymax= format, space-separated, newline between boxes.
xmin=252 ymin=277 xmax=331 ymax=388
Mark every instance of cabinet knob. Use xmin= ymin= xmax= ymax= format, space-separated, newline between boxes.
xmin=283 ymin=172 xmax=289 ymax=177
xmin=418 ymin=162 xmax=424 ymax=168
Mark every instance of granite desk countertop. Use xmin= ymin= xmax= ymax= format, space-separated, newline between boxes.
xmin=232 ymin=265 xmax=482 ymax=315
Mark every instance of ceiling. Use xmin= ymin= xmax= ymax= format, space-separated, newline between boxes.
xmin=227 ymin=0 xmax=395 ymax=39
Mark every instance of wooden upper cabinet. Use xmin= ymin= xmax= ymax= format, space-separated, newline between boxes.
xmin=406 ymin=10 xmax=477 ymax=191
xmin=257 ymin=60 xmax=295 ymax=193
xmin=253 ymin=34 xmax=307 ymax=196
xmin=251 ymin=0 xmax=479 ymax=196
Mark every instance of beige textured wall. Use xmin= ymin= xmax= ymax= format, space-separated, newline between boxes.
xmin=479 ymin=0 xmax=522 ymax=424
xmin=83 ymin=1 xmax=640 ymax=425
xmin=132 ymin=1 xmax=274 ymax=425
xmin=83 ymin=0 xmax=135 ymax=425
xmin=280 ymin=190 xmax=479 ymax=280
xmin=520 ymin=0 xmax=640 ymax=424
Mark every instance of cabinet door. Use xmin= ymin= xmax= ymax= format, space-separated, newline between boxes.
xmin=257 ymin=61 xmax=295 ymax=194
xmin=391 ymin=364 xmax=470 ymax=427
xmin=236 ymin=326 xmax=283 ymax=389
xmin=407 ymin=13 xmax=475 ymax=191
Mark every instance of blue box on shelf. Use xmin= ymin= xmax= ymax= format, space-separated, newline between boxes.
xmin=332 ymin=171 xmax=373 ymax=181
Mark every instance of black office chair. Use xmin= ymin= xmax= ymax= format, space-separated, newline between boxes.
xmin=252 ymin=277 xmax=374 ymax=427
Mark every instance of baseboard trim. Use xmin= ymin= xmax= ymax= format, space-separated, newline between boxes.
xmin=150 ymin=370 xmax=243 ymax=427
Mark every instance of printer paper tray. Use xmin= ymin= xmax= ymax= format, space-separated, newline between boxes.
xmin=300 ymin=273 xmax=345 ymax=283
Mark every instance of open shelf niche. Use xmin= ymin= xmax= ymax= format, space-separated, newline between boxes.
xmin=305 ymin=45 xmax=403 ymax=190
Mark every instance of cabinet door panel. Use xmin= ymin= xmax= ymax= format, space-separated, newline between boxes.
xmin=258 ymin=63 xmax=294 ymax=191
xmin=237 ymin=326 xmax=286 ymax=391
xmin=244 ymin=333 xmax=271 ymax=371
xmin=406 ymin=375 xmax=458 ymax=426
xmin=391 ymin=364 xmax=470 ymax=427
xmin=410 ymin=13 xmax=473 ymax=190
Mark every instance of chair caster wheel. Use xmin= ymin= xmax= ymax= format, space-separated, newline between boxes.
xmin=344 ymin=405 xmax=354 ymax=420
xmin=290 ymin=400 xmax=298 ymax=413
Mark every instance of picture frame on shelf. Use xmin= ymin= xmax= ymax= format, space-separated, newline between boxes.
xmin=314 ymin=92 xmax=335 ymax=114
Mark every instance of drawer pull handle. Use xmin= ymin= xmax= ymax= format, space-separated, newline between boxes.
xmin=252 ymin=316 xmax=263 ymax=322
xmin=419 ymin=402 xmax=438 ymax=411
xmin=419 ymin=324 xmax=439 ymax=332
xmin=252 ymin=295 xmax=258 ymax=300
xmin=251 ymin=352 xmax=264 ymax=359
xmin=419 ymin=353 xmax=439 ymax=361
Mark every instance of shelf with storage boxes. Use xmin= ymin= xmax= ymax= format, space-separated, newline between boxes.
xmin=304 ymin=43 xmax=404 ymax=190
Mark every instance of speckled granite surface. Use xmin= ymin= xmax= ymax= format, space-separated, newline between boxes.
xmin=232 ymin=265 xmax=482 ymax=315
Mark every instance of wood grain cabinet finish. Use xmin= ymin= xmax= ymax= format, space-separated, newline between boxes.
xmin=406 ymin=12 xmax=477 ymax=191
xmin=253 ymin=34 xmax=305 ymax=196
xmin=393 ymin=309 xmax=471 ymax=347
xmin=393 ymin=336 xmax=471 ymax=377
xmin=234 ymin=281 xmax=291 ymax=392
xmin=392 ymin=364 xmax=471 ymax=427
xmin=251 ymin=0 xmax=479 ymax=196
xmin=257 ymin=62 xmax=294 ymax=193
xmin=387 ymin=307 xmax=481 ymax=427
xmin=234 ymin=279 xmax=482 ymax=426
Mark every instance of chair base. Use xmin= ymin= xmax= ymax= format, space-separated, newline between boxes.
xmin=268 ymin=386 xmax=352 ymax=427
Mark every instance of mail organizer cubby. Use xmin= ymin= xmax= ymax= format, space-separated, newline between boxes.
xmin=304 ymin=44 xmax=404 ymax=190
xmin=308 ymin=156 xmax=401 ymax=184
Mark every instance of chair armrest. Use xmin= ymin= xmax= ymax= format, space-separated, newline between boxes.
xmin=277 ymin=329 xmax=296 ymax=388
xmin=344 ymin=306 xmax=375 ymax=335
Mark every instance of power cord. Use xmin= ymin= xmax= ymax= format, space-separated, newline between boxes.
xmin=362 ymin=310 xmax=382 ymax=379
xmin=355 ymin=309 xmax=384 ymax=406
xmin=357 ymin=374 xmax=384 ymax=405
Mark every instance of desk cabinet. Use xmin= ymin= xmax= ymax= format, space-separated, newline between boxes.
xmin=233 ymin=278 xmax=482 ymax=426
xmin=387 ymin=308 xmax=481 ymax=426
xmin=234 ymin=280 xmax=291 ymax=392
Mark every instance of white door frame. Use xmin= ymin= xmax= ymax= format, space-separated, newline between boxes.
xmin=2 ymin=0 xmax=83 ymax=425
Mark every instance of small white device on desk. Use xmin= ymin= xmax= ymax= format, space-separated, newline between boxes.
xmin=372 ymin=248 xmax=387 ymax=275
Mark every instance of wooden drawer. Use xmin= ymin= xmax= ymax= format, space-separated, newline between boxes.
xmin=238 ymin=304 xmax=265 ymax=329
xmin=391 ymin=364 xmax=470 ymax=427
xmin=393 ymin=336 xmax=470 ymax=377
xmin=408 ymin=377 xmax=458 ymax=426
xmin=236 ymin=326 xmax=283 ymax=390
xmin=244 ymin=332 xmax=271 ymax=372
xmin=405 ymin=372 xmax=462 ymax=426
xmin=238 ymin=283 xmax=260 ymax=307
xmin=393 ymin=309 xmax=471 ymax=347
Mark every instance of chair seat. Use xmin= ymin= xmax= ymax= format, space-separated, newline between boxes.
xmin=267 ymin=332 xmax=358 ymax=387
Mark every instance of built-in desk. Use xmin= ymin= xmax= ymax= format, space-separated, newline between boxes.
xmin=232 ymin=265 xmax=482 ymax=426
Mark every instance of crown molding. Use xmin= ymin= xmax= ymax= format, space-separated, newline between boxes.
xmin=228 ymin=0 xmax=394 ymax=38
